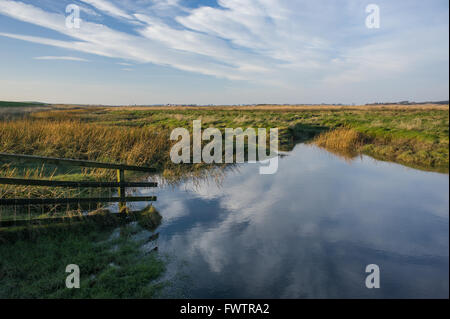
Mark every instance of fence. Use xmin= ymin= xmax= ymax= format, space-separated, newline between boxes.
xmin=0 ymin=153 xmax=158 ymax=226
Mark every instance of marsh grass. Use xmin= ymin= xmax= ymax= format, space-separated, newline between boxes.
xmin=1 ymin=104 xmax=448 ymax=180
xmin=0 ymin=101 xmax=45 ymax=108
xmin=0 ymin=117 xmax=235 ymax=220
xmin=312 ymin=127 xmax=448 ymax=172
xmin=0 ymin=119 xmax=174 ymax=208
xmin=0 ymin=220 xmax=165 ymax=298
xmin=137 ymin=205 xmax=162 ymax=231
xmin=0 ymin=164 xmax=85 ymax=199
xmin=0 ymin=119 xmax=171 ymax=170
xmin=0 ymin=163 xmax=114 ymax=221
xmin=313 ymin=127 xmax=366 ymax=151
xmin=311 ymin=127 xmax=366 ymax=161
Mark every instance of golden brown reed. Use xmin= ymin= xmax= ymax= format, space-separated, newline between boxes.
xmin=313 ymin=127 xmax=366 ymax=152
xmin=0 ymin=119 xmax=171 ymax=170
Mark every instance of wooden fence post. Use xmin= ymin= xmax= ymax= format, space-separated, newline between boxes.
xmin=117 ymin=168 xmax=126 ymax=212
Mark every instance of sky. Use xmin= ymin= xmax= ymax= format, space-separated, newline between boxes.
xmin=0 ymin=0 xmax=448 ymax=105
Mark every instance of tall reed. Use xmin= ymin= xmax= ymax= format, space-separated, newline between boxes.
xmin=0 ymin=119 xmax=172 ymax=171
xmin=313 ymin=127 xmax=366 ymax=152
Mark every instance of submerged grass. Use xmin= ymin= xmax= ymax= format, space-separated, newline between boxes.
xmin=0 ymin=215 xmax=165 ymax=298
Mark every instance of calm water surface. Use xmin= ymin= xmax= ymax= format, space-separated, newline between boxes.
xmin=133 ymin=144 xmax=449 ymax=298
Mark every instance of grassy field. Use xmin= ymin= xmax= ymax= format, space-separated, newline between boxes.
xmin=0 ymin=101 xmax=45 ymax=108
xmin=0 ymin=104 xmax=447 ymax=194
xmin=11 ymin=104 xmax=448 ymax=172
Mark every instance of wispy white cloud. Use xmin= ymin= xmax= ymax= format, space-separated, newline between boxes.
xmin=0 ymin=0 xmax=261 ymax=81
xmin=34 ymin=55 xmax=90 ymax=62
xmin=79 ymin=0 xmax=132 ymax=20
xmin=0 ymin=0 xmax=328 ymax=84
xmin=78 ymin=4 xmax=100 ymax=17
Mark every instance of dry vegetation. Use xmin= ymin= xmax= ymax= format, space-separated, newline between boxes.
xmin=0 ymin=119 xmax=171 ymax=171
xmin=0 ymin=117 xmax=222 ymax=202
xmin=313 ymin=127 xmax=366 ymax=152
xmin=311 ymin=126 xmax=448 ymax=170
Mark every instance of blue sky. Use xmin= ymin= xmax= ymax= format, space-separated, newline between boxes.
xmin=0 ymin=0 xmax=448 ymax=105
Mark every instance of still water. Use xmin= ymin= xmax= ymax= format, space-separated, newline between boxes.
xmin=134 ymin=144 xmax=449 ymax=298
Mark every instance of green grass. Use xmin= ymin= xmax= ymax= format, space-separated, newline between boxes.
xmin=0 ymin=101 xmax=45 ymax=108
xmin=0 ymin=221 xmax=165 ymax=298
xmin=36 ymin=107 xmax=447 ymax=143
xmin=0 ymin=162 xmax=117 ymax=221
xmin=31 ymin=106 xmax=449 ymax=172
xmin=0 ymin=105 xmax=447 ymax=183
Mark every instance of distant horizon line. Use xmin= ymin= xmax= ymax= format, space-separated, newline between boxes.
xmin=2 ymin=100 xmax=449 ymax=107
